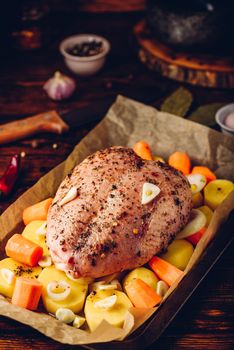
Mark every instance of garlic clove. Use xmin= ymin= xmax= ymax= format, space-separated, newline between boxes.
xmin=73 ymin=316 xmax=86 ymax=328
xmin=59 ymin=186 xmax=78 ymax=206
xmin=186 ymin=174 xmax=207 ymax=194
xmin=47 ymin=280 xmax=71 ymax=301
xmin=141 ymin=182 xmax=161 ymax=205
xmin=156 ymin=280 xmax=169 ymax=297
xmin=36 ymin=222 xmax=47 ymax=237
xmin=43 ymin=71 xmax=76 ymax=101
xmin=56 ymin=308 xmax=75 ymax=324
xmin=94 ymin=295 xmax=117 ymax=309
xmin=1 ymin=268 xmax=16 ymax=285
xmin=38 ymin=255 xmax=52 ymax=267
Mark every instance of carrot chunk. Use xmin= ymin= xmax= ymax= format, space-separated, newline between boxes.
xmin=191 ymin=166 xmax=216 ymax=183
xmin=5 ymin=234 xmax=43 ymax=267
xmin=133 ymin=141 xmax=153 ymax=160
xmin=186 ymin=226 xmax=206 ymax=246
xmin=168 ymin=151 xmax=191 ymax=175
xmin=12 ymin=277 xmax=42 ymax=310
xmin=125 ymin=278 xmax=162 ymax=308
xmin=23 ymin=198 xmax=53 ymax=225
xmin=149 ymin=256 xmax=183 ymax=286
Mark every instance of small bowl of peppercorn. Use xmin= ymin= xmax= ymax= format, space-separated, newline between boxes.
xmin=59 ymin=34 xmax=110 ymax=76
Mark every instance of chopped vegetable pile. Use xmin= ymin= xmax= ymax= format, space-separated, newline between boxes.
xmin=0 ymin=141 xmax=233 ymax=332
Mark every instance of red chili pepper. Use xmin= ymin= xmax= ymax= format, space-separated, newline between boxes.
xmin=0 ymin=155 xmax=20 ymax=199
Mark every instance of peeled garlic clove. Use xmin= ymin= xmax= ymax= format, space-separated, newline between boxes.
xmin=73 ymin=316 xmax=86 ymax=328
xmin=43 ymin=71 xmax=76 ymax=101
xmin=47 ymin=280 xmax=71 ymax=301
xmin=59 ymin=186 xmax=78 ymax=206
xmin=156 ymin=280 xmax=169 ymax=297
xmin=56 ymin=308 xmax=75 ymax=324
xmin=1 ymin=268 xmax=16 ymax=285
xmin=38 ymin=255 xmax=52 ymax=267
xmin=186 ymin=174 xmax=207 ymax=194
xmin=36 ymin=222 xmax=47 ymax=237
xmin=141 ymin=182 xmax=160 ymax=205
xmin=94 ymin=295 xmax=117 ymax=309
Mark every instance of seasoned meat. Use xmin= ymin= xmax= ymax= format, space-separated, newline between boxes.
xmin=46 ymin=147 xmax=192 ymax=278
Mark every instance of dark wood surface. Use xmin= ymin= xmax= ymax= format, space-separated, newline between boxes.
xmin=0 ymin=11 xmax=233 ymax=350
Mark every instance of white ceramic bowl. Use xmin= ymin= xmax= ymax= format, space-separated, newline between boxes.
xmin=215 ymin=103 xmax=234 ymax=137
xmin=59 ymin=34 xmax=110 ymax=76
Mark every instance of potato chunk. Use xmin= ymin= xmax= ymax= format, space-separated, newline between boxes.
xmin=38 ymin=266 xmax=88 ymax=314
xmin=0 ymin=258 xmax=42 ymax=298
xmin=22 ymin=220 xmax=49 ymax=256
xmin=161 ymin=239 xmax=194 ymax=270
xmin=84 ymin=290 xmax=132 ymax=332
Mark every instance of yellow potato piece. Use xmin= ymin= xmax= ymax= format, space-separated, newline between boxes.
xmin=84 ymin=290 xmax=132 ymax=332
xmin=123 ymin=267 xmax=158 ymax=293
xmin=204 ymin=179 xmax=234 ymax=210
xmin=198 ymin=206 xmax=213 ymax=226
xmin=192 ymin=192 xmax=203 ymax=208
xmin=0 ymin=258 xmax=42 ymax=298
xmin=38 ymin=266 xmax=88 ymax=314
xmin=22 ymin=220 xmax=50 ymax=256
xmin=161 ymin=239 xmax=194 ymax=271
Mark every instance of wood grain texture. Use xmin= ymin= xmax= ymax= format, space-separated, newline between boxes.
xmin=0 ymin=11 xmax=233 ymax=350
xmin=134 ymin=20 xmax=234 ymax=89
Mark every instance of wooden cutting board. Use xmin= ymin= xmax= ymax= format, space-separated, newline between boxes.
xmin=134 ymin=20 xmax=234 ymax=89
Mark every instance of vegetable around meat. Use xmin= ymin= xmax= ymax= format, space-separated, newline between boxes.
xmin=84 ymin=290 xmax=132 ymax=332
xmin=125 ymin=278 xmax=162 ymax=308
xmin=0 ymin=155 xmax=20 ymax=199
xmin=168 ymin=151 xmax=191 ymax=175
xmin=0 ymin=258 xmax=42 ymax=298
xmin=5 ymin=234 xmax=43 ymax=267
xmin=133 ymin=141 xmax=153 ymax=160
xmin=191 ymin=166 xmax=216 ymax=183
xmin=23 ymin=198 xmax=53 ymax=225
xmin=12 ymin=277 xmax=42 ymax=310
xmin=149 ymin=256 xmax=183 ymax=287
xmin=161 ymin=239 xmax=194 ymax=271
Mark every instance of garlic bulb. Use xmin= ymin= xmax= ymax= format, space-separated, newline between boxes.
xmin=43 ymin=71 xmax=76 ymax=101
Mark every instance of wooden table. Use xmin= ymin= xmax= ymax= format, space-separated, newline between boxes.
xmin=0 ymin=11 xmax=233 ymax=350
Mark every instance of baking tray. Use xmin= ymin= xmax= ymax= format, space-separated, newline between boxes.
xmin=83 ymin=210 xmax=234 ymax=350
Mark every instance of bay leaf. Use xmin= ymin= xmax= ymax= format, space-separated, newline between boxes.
xmin=188 ymin=103 xmax=225 ymax=127
xmin=161 ymin=87 xmax=193 ymax=117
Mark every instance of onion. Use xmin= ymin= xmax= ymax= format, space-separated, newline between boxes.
xmin=47 ymin=280 xmax=71 ymax=301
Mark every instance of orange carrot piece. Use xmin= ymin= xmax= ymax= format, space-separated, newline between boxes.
xmin=168 ymin=151 xmax=191 ymax=175
xmin=23 ymin=198 xmax=53 ymax=225
xmin=186 ymin=226 xmax=206 ymax=246
xmin=133 ymin=141 xmax=153 ymax=160
xmin=191 ymin=166 xmax=216 ymax=183
xmin=149 ymin=256 xmax=183 ymax=287
xmin=12 ymin=277 xmax=42 ymax=310
xmin=6 ymin=234 xmax=43 ymax=267
xmin=125 ymin=278 xmax=162 ymax=308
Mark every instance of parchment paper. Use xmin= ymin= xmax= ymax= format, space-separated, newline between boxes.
xmin=0 ymin=95 xmax=233 ymax=345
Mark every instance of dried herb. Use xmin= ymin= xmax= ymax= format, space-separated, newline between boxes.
xmin=161 ymin=87 xmax=193 ymax=117
xmin=188 ymin=103 xmax=225 ymax=128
